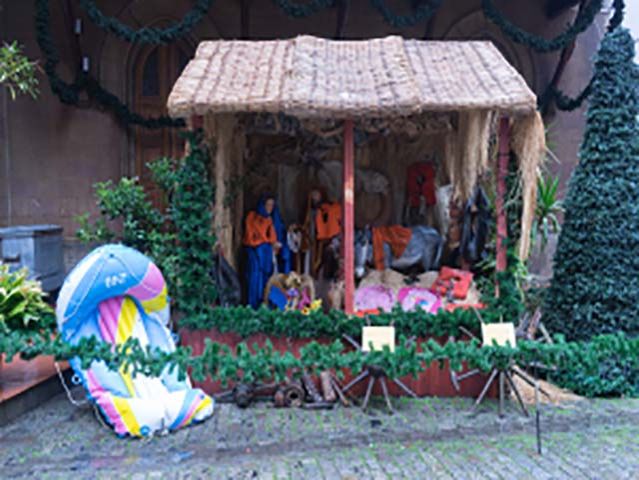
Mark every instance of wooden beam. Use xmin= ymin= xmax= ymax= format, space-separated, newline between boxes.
xmin=343 ymin=119 xmax=355 ymax=314
xmin=496 ymin=117 xmax=510 ymax=273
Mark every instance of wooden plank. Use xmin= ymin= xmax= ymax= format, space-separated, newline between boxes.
xmin=343 ymin=119 xmax=355 ymax=314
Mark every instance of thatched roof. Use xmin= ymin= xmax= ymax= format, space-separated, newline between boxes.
xmin=167 ymin=36 xmax=537 ymax=120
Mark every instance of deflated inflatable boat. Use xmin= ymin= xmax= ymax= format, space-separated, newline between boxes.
xmin=56 ymin=244 xmax=213 ymax=437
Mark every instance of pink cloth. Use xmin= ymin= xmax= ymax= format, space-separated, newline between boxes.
xmin=355 ymin=285 xmax=395 ymax=313
xmin=397 ymin=287 xmax=441 ymax=314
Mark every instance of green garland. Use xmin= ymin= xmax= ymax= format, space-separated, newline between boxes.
xmin=78 ymin=0 xmax=214 ymax=45
xmin=481 ymin=0 xmax=605 ymax=53
xmin=36 ymin=0 xmax=624 ymax=126
xmin=272 ymin=0 xmax=336 ymax=18
xmin=4 ymin=327 xmax=638 ymax=397
xmin=539 ymin=0 xmax=625 ymax=112
xmin=34 ymin=0 xmax=184 ymax=129
xmin=182 ymin=305 xmax=481 ymax=339
xmin=369 ymin=0 xmax=443 ymax=29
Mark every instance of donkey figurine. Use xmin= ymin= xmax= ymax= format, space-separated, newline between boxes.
xmin=354 ymin=225 xmax=443 ymax=278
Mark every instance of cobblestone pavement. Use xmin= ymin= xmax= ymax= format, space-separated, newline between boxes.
xmin=2 ymin=391 xmax=639 ymax=479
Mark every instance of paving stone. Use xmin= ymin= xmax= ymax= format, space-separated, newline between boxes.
xmin=2 ymin=392 xmax=639 ymax=478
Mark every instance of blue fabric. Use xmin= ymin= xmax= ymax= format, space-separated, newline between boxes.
xmin=246 ymin=243 xmax=273 ymax=308
xmin=245 ymin=197 xmax=291 ymax=308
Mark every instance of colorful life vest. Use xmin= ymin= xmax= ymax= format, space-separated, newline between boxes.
xmin=406 ymin=162 xmax=437 ymax=207
xmin=316 ymin=202 xmax=342 ymax=241
xmin=372 ymin=226 xmax=412 ymax=271
xmin=243 ymin=211 xmax=277 ymax=247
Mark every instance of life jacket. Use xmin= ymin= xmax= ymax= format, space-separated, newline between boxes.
xmin=316 ymin=202 xmax=342 ymax=241
xmin=243 ymin=211 xmax=277 ymax=247
xmin=372 ymin=226 xmax=412 ymax=271
xmin=406 ymin=162 xmax=436 ymax=208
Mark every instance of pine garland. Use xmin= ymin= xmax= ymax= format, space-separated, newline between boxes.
xmin=369 ymin=0 xmax=444 ymax=29
xmin=538 ymin=0 xmax=625 ymax=112
xmin=182 ymin=305 xmax=481 ymax=339
xmin=78 ymin=0 xmax=214 ymax=45
xmin=34 ymin=0 xmax=184 ymax=129
xmin=481 ymin=0 xmax=606 ymax=53
xmin=4 ymin=326 xmax=639 ymax=397
xmin=271 ymin=0 xmax=336 ymax=18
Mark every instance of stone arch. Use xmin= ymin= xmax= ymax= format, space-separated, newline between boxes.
xmin=435 ymin=8 xmax=538 ymax=92
xmin=95 ymin=1 xmax=221 ymax=175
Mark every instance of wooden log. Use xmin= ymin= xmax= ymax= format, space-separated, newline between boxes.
xmin=320 ymin=371 xmax=337 ymax=403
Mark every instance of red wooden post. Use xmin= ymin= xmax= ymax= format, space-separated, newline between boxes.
xmin=496 ymin=116 xmax=510 ymax=274
xmin=190 ymin=115 xmax=204 ymax=130
xmin=343 ymin=119 xmax=355 ymax=314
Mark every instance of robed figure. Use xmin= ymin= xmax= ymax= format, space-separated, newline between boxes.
xmin=243 ymin=196 xmax=291 ymax=308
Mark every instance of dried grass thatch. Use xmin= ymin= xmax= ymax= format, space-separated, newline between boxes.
xmin=453 ymin=110 xmax=493 ymax=202
xmin=511 ymin=111 xmax=546 ymax=259
xmin=168 ymin=36 xmax=537 ymax=119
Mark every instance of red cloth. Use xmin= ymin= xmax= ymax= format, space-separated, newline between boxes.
xmin=372 ymin=226 xmax=412 ymax=271
xmin=406 ymin=162 xmax=436 ymax=207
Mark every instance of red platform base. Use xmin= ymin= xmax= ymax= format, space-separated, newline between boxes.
xmin=180 ymin=329 xmax=496 ymax=398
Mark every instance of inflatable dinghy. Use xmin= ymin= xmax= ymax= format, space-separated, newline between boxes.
xmin=56 ymin=244 xmax=213 ymax=437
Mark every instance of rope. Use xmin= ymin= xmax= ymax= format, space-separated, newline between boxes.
xmin=55 ymin=361 xmax=88 ymax=407
xmin=78 ymin=0 xmax=214 ymax=44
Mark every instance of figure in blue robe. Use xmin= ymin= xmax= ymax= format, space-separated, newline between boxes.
xmin=243 ymin=195 xmax=291 ymax=308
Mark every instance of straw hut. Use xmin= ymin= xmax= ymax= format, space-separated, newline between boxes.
xmin=167 ymin=35 xmax=545 ymax=313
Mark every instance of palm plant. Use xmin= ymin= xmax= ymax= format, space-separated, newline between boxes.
xmin=532 ymin=173 xmax=564 ymax=250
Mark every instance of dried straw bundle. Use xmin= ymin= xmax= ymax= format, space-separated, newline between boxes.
xmin=451 ymin=110 xmax=492 ymax=202
xmin=511 ymin=111 xmax=546 ymax=259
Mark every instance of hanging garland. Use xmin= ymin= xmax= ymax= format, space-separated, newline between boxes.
xmin=481 ymin=0 xmax=604 ymax=53
xmin=34 ymin=0 xmax=184 ymax=129
xmin=538 ymin=0 xmax=625 ymax=112
xmin=271 ymin=0 xmax=337 ymax=19
xmin=78 ymin=0 xmax=214 ymax=45
xmin=369 ymin=0 xmax=444 ymax=29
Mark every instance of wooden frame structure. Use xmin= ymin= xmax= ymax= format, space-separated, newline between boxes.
xmin=168 ymin=36 xmax=545 ymax=312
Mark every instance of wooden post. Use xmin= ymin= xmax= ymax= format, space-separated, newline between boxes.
xmin=343 ymin=119 xmax=355 ymax=314
xmin=496 ymin=116 xmax=510 ymax=274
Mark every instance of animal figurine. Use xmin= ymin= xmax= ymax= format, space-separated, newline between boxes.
xmin=354 ymin=225 xmax=442 ymax=279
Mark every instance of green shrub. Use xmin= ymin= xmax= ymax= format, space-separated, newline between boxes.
xmin=0 ymin=265 xmax=54 ymax=333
